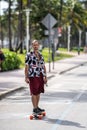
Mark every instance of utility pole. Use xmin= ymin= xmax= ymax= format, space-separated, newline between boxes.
xmin=78 ymin=29 xmax=82 ymax=55
xmin=26 ymin=9 xmax=31 ymax=53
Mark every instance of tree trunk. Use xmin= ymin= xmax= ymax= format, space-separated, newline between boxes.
xmin=8 ymin=0 xmax=13 ymax=51
xmin=19 ymin=0 xmax=23 ymax=53
xmin=27 ymin=0 xmax=32 ymax=51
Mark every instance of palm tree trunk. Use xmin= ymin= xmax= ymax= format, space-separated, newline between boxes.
xmin=19 ymin=0 xmax=23 ymax=53
xmin=8 ymin=0 xmax=13 ymax=51
xmin=27 ymin=0 xmax=32 ymax=51
xmin=59 ymin=0 xmax=63 ymax=24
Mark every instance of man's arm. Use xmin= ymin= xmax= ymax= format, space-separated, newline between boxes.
xmin=44 ymin=65 xmax=47 ymax=76
xmin=25 ymin=64 xmax=28 ymax=77
xmin=43 ymin=65 xmax=47 ymax=84
xmin=25 ymin=64 xmax=30 ymax=83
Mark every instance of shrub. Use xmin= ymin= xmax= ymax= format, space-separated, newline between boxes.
xmin=1 ymin=52 xmax=21 ymax=71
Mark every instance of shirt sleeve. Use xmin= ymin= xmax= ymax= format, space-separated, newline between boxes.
xmin=39 ymin=53 xmax=45 ymax=65
xmin=25 ymin=53 xmax=30 ymax=65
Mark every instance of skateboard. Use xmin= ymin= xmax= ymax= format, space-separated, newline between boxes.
xmin=29 ymin=111 xmax=46 ymax=120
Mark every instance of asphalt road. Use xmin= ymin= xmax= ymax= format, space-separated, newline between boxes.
xmin=0 ymin=64 xmax=87 ymax=130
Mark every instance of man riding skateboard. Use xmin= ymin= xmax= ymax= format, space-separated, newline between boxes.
xmin=25 ymin=40 xmax=47 ymax=114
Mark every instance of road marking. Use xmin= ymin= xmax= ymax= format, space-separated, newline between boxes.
xmin=51 ymin=86 xmax=86 ymax=130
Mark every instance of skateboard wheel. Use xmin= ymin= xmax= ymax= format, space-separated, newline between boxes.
xmin=38 ymin=115 xmax=42 ymax=119
xmin=43 ymin=112 xmax=46 ymax=116
xmin=30 ymin=115 xmax=33 ymax=120
xmin=42 ymin=112 xmax=46 ymax=116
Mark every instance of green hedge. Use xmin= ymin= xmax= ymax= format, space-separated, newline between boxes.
xmin=72 ymin=47 xmax=83 ymax=51
xmin=1 ymin=52 xmax=21 ymax=71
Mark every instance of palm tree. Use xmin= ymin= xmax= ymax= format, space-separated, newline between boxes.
xmin=18 ymin=0 xmax=23 ymax=53
xmin=0 ymin=0 xmax=15 ymax=51
xmin=8 ymin=0 xmax=13 ymax=51
xmin=61 ymin=0 xmax=87 ymax=48
xmin=27 ymin=0 xmax=32 ymax=51
xmin=15 ymin=0 xmax=23 ymax=53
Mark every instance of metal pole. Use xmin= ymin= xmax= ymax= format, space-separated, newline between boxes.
xmin=67 ymin=25 xmax=71 ymax=52
xmin=26 ymin=9 xmax=29 ymax=53
xmin=48 ymin=15 xmax=51 ymax=72
xmin=86 ymin=32 xmax=87 ymax=46
xmin=79 ymin=30 xmax=82 ymax=47
xmin=78 ymin=30 xmax=82 ymax=55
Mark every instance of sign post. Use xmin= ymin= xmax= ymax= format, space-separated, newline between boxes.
xmin=67 ymin=25 xmax=71 ymax=52
xmin=78 ymin=29 xmax=82 ymax=55
xmin=41 ymin=13 xmax=57 ymax=72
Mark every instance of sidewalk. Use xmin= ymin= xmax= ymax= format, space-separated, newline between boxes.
xmin=0 ymin=53 xmax=87 ymax=99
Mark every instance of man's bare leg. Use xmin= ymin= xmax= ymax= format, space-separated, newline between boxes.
xmin=31 ymin=94 xmax=40 ymax=109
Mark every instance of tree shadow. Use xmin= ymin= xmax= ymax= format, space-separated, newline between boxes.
xmin=43 ymin=89 xmax=87 ymax=103
xmin=44 ymin=117 xmax=86 ymax=128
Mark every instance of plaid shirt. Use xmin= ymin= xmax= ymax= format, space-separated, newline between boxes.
xmin=25 ymin=51 xmax=46 ymax=77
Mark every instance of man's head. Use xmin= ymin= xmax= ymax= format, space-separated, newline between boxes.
xmin=32 ymin=40 xmax=39 ymax=52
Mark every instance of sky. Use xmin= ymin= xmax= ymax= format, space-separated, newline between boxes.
xmin=0 ymin=0 xmax=86 ymax=15
xmin=0 ymin=0 xmax=17 ymax=15
xmin=0 ymin=1 xmax=8 ymax=15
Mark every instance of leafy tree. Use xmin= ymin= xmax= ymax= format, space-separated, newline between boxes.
xmin=1 ymin=0 xmax=87 ymax=51
xmin=64 ymin=0 xmax=87 ymax=47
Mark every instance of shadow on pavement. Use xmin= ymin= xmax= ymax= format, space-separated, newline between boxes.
xmin=44 ymin=117 xmax=86 ymax=128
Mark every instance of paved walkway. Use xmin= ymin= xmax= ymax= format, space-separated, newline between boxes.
xmin=0 ymin=53 xmax=87 ymax=99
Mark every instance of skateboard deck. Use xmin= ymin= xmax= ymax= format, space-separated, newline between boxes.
xmin=29 ymin=111 xmax=46 ymax=120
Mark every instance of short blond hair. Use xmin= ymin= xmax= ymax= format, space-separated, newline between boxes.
xmin=32 ymin=40 xmax=39 ymax=44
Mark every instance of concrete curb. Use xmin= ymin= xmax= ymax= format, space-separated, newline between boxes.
xmin=59 ymin=62 xmax=87 ymax=74
xmin=0 ymin=60 xmax=87 ymax=100
xmin=0 ymin=75 xmax=54 ymax=100
xmin=0 ymin=86 xmax=25 ymax=100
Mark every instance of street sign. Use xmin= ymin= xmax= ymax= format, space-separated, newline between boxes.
xmin=41 ymin=13 xmax=57 ymax=29
xmin=44 ymin=29 xmax=54 ymax=35
xmin=41 ymin=13 xmax=57 ymax=72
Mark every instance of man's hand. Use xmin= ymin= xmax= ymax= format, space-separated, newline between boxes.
xmin=43 ymin=76 xmax=47 ymax=84
xmin=25 ymin=77 xmax=30 ymax=84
